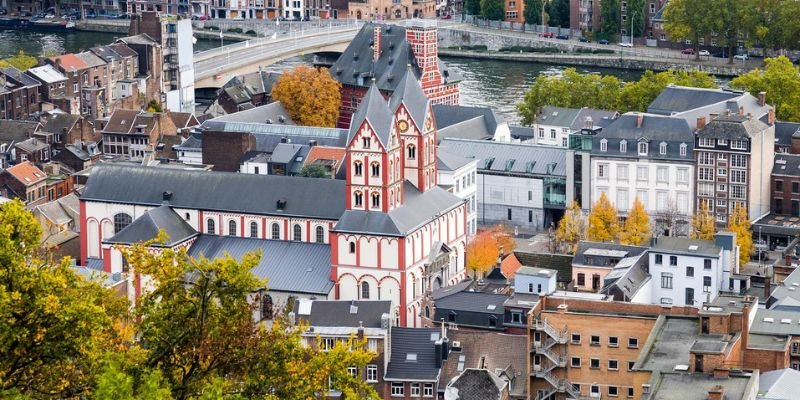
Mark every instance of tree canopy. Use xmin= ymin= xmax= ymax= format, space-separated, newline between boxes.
xmin=586 ymin=193 xmax=620 ymax=242
xmin=272 ymin=65 xmax=341 ymax=128
xmin=619 ymin=197 xmax=651 ymax=246
xmin=298 ymin=164 xmax=329 ymax=178
xmin=555 ymin=201 xmax=584 ymax=254
xmin=727 ymin=204 xmax=753 ymax=267
xmin=690 ymin=202 xmax=716 ymax=240
xmin=599 ymin=0 xmax=620 ymax=40
xmin=523 ymin=0 xmax=544 ymax=25
xmin=731 ymin=56 xmax=800 ymax=122
xmin=465 ymin=0 xmax=481 ymax=16
xmin=466 ymin=225 xmax=516 ymax=278
xmin=480 ymin=0 xmax=505 ymax=21
xmin=0 ymin=50 xmax=38 ymax=71
xmin=546 ymin=0 xmax=570 ymax=28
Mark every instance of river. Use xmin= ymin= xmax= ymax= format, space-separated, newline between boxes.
xmin=1 ymin=29 xmax=646 ymax=124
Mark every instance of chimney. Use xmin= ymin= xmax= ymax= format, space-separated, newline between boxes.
xmin=769 ymin=108 xmax=776 ymax=125
xmin=357 ymin=321 xmax=365 ymax=340
xmin=713 ymin=368 xmax=730 ymax=379
xmin=557 ymin=304 xmax=569 ymax=314
xmin=636 ymin=113 xmax=644 ymax=128
xmin=584 ymin=116 xmax=593 ymax=129
xmin=758 ymin=91 xmax=766 ymax=107
xmin=747 ymin=113 xmax=753 ymax=121
xmin=697 ymin=116 xmax=706 ymax=130
xmin=434 ymin=339 xmax=443 ymax=368
xmin=162 ymin=190 xmax=173 ymax=204
xmin=373 ymin=26 xmax=382 ymax=62
xmin=708 ymin=385 xmax=724 ymax=400
xmin=739 ymin=105 xmax=745 ymax=116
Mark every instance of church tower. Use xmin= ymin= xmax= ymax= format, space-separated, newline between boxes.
xmin=390 ymin=67 xmax=437 ymax=192
xmin=344 ymin=84 xmax=404 ymax=212
xmin=405 ymin=20 xmax=442 ymax=89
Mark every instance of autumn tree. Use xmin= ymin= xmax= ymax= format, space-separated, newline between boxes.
xmin=0 ymin=50 xmax=38 ymax=71
xmin=690 ymin=201 xmax=716 ymax=240
xmin=586 ymin=193 xmax=619 ymax=242
xmin=466 ymin=225 xmax=516 ymax=278
xmin=731 ymin=56 xmax=800 ymax=122
xmin=728 ymin=204 xmax=754 ymax=266
xmin=555 ymin=201 xmax=584 ymax=254
xmin=272 ymin=65 xmax=341 ymax=127
xmin=619 ymin=197 xmax=651 ymax=246
xmin=0 ymin=200 xmax=128 ymax=399
xmin=146 ymin=100 xmax=164 ymax=113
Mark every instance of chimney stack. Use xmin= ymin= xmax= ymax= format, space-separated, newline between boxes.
xmin=636 ymin=113 xmax=644 ymax=128
xmin=769 ymin=108 xmax=776 ymax=125
xmin=708 ymin=385 xmax=724 ymax=400
xmin=758 ymin=91 xmax=766 ymax=107
xmin=697 ymin=116 xmax=706 ymax=130
xmin=713 ymin=368 xmax=730 ymax=379
xmin=357 ymin=321 xmax=365 ymax=340
xmin=739 ymin=105 xmax=745 ymax=116
xmin=373 ymin=26 xmax=382 ymax=62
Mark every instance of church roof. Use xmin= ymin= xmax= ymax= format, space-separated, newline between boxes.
xmin=104 ymin=205 xmax=198 ymax=247
xmin=389 ymin=66 xmax=430 ymax=129
xmin=348 ymin=83 xmax=394 ymax=148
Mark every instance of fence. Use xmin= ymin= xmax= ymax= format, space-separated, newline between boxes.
xmin=192 ymin=18 xmax=358 ymax=37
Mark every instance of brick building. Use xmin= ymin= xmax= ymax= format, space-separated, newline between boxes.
xmin=101 ymin=109 xmax=181 ymax=160
xmin=0 ymin=161 xmax=48 ymax=206
xmin=0 ymin=67 xmax=41 ymax=121
xmin=27 ymin=65 xmax=76 ymax=114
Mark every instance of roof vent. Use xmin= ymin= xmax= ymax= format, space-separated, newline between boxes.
xmin=265 ymin=119 xmax=272 ymax=124
xmin=763 ymin=317 xmax=774 ymax=323
xmin=688 ymin=245 xmax=699 ymax=252
xmin=353 ymin=53 xmax=359 ymax=60
xmin=162 ymin=191 xmax=173 ymax=202
xmin=781 ymin=318 xmax=791 ymax=324
xmin=278 ymin=115 xmax=286 ymax=123
xmin=276 ymin=199 xmax=286 ymax=211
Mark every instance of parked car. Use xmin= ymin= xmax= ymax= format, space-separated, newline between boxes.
xmin=556 ymin=34 xmax=569 ymax=40
xmin=441 ymin=14 xmax=452 ymax=19
xmin=698 ymin=50 xmax=710 ymax=56
xmin=618 ymin=42 xmax=632 ymax=48
xmin=681 ymin=48 xmax=695 ymax=55
xmin=578 ymin=37 xmax=590 ymax=43
xmin=598 ymin=39 xmax=609 ymax=45
xmin=734 ymin=53 xmax=749 ymax=60
xmin=542 ymin=32 xmax=554 ymax=38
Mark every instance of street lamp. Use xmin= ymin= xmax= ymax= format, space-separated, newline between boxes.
xmin=630 ymin=10 xmax=636 ymax=47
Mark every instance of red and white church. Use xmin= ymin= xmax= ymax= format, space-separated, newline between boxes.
xmin=79 ymin=71 xmax=468 ymax=327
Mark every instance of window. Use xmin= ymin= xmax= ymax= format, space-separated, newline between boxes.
xmin=590 ymin=358 xmax=600 ymax=369
xmin=362 ymin=137 xmax=371 ymax=148
xmin=250 ymin=221 xmax=258 ymax=238
xmin=562 ymin=137 xmax=568 ymax=147
xmin=572 ymin=334 xmax=581 ymax=344
xmin=730 ymin=169 xmax=746 ymax=184
xmin=538 ymin=128 xmax=544 ymax=138
xmin=617 ymin=189 xmax=629 ymax=211
xmin=609 ymin=359 xmax=619 ymax=370
xmin=717 ymin=168 xmax=727 ymax=177
xmin=361 ymin=281 xmax=370 ymax=299
xmin=620 ymin=140 xmax=627 ymax=153
xmin=407 ymin=144 xmax=416 ymax=159
xmin=686 ymin=287 xmax=695 ymax=305
xmin=410 ymin=383 xmax=420 ymax=396
xmin=655 ymin=254 xmax=663 ymax=264
xmin=657 ymin=167 xmax=668 ymax=182
xmin=207 ymin=218 xmax=216 ymax=234
xmin=321 ymin=337 xmax=336 ymax=351
xmin=366 ymin=365 xmax=378 ymax=382
xmin=659 ymin=142 xmax=667 ymax=155
xmin=669 ymin=256 xmax=678 ymax=266
xmin=628 ymin=337 xmax=639 ymax=348
xmin=628 ymin=360 xmax=636 ymax=370
xmin=550 ymin=129 xmax=556 ymax=139
xmin=271 ymin=223 xmax=280 ymax=240
xmin=628 ymin=387 xmax=635 ymax=398
xmin=315 ymin=226 xmax=325 ymax=243
xmin=730 ymin=139 xmax=747 ymax=150
xmin=661 ymin=297 xmax=673 ymax=305
xmin=617 ymin=165 xmax=629 ymax=180
xmin=577 ymin=273 xmax=586 ymax=286
xmin=699 ymin=167 xmax=714 ymax=181
xmin=511 ymin=312 xmax=522 ymax=324
xmin=598 ymin=163 xmax=608 ymax=178
xmin=228 ymin=220 xmax=237 ymax=236
xmin=661 ymin=273 xmax=673 ymax=289
xmin=731 ymin=185 xmax=746 ymax=199
xmin=348 ymin=367 xmax=358 ymax=379
xmin=371 ymin=162 xmax=380 ymax=177
xmin=349 ymin=242 xmax=356 ymax=254
xmin=718 ymin=152 xmax=728 ymax=160
xmin=571 ymin=356 xmax=581 ymax=367
xmin=680 ymin=143 xmax=687 ymax=157
xmin=293 ymin=224 xmax=302 ymax=241
xmin=698 ymin=152 xmax=714 ymax=165
xmin=609 ymin=386 xmax=619 ymax=397
xmin=354 ymin=191 xmax=363 ymax=207
xmin=794 ymin=182 xmax=800 ymax=194
xmin=372 ymin=193 xmax=381 ymax=208
xmin=704 ymin=259 xmax=712 ymax=270
xmin=686 ymin=266 xmax=694 ymax=277
xmin=113 ymin=213 xmax=132 ymax=233
xmin=590 ymin=335 xmax=600 ymax=345
xmin=600 ymin=138 xmax=608 ymax=152
xmin=703 ymin=276 xmax=712 ymax=292
xmin=507 ymin=208 xmax=512 ymax=220
xmin=609 ymin=336 xmax=619 ymax=347
xmin=699 ymin=137 xmax=715 ymax=147
xmin=731 ymin=154 xmax=747 ymax=168
xmin=391 ymin=382 xmax=403 ymax=396
xmin=353 ymin=161 xmax=363 ymax=176
xmin=637 ymin=166 xmax=648 ymax=181
xmin=423 ymin=383 xmax=433 ymax=397
xmin=638 ymin=142 xmax=648 ymax=155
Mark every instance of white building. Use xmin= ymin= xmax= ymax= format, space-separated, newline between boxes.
xmin=647 ymin=234 xmax=739 ymax=308
xmin=437 ymin=149 xmax=478 ymax=236
xmin=590 ymin=113 xmax=695 ymax=219
xmin=283 ymin=0 xmax=304 ymax=19
xmin=513 ymin=266 xmax=557 ymax=295
xmin=532 ymin=106 xmax=618 ymax=147
xmin=165 ymin=18 xmax=196 ymax=114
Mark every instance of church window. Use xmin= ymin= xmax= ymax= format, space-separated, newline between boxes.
xmin=207 ymin=218 xmax=215 ymax=234
xmin=293 ymin=224 xmax=302 ymax=241
xmin=354 ymin=191 xmax=363 ymax=207
xmin=113 ymin=213 xmax=132 ymax=234
xmin=407 ymin=144 xmax=416 ymax=159
xmin=315 ymin=226 xmax=325 ymax=243
xmin=349 ymin=241 xmax=356 ymax=253
xmin=353 ymin=161 xmax=363 ymax=176
xmin=271 ymin=222 xmax=280 ymax=239
xmin=228 ymin=220 xmax=237 ymax=236
xmin=361 ymin=281 xmax=370 ymax=299
xmin=250 ymin=221 xmax=258 ymax=238
xmin=371 ymin=192 xmax=381 ymax=208
xmin=362 ymin=137 xmax=371 ymax=148
xmin=371 ymin=161 xmax=380 ymax=177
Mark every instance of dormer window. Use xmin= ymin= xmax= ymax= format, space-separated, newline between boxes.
xmin=659 ymin=142 xmax=667 ymax=155
xmin=638 ymin=142 xmax=648 ymax=155
xmin=620 ymin=140 xmax=627 ymax=153
xmin=680 ymin=143 xmax=687 ymax=157
xmin=600 ymin=138 xmax=608 ymax=152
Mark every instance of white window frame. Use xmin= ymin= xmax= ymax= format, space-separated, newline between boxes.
xmin=366 ymin=365 xmax=378 ymax=382
xmin=391 ymin=382 xmax=404 ymax=397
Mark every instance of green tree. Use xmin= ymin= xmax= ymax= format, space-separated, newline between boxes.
xmin=728 ymin=204 xmax=753 ymax=266
xmin=546 ymin=0 xmax=570 ymax=27
xmin=0 ymin=50 xmax=38 ymax=71
xmin=586 ymin=193 xmax=620 ymax=242
xmin=523 ymin=0 xmax=543 ymax=25
xmin=272 ymin=65 xmax=341 ymax=127
xmin=619 ymin=197 xmax=651 ymax=246
xmin=92 ymin=355 xmax=173 ymax=400
xmin=731 ymin=56 xmax=800 ymax=122
xmin=600 ymin=0 xmax=620 ymax=40
xmin=0 ymin=200 xmax=128 ymax=398
xmin=627 ymin=0 xmax=645 ymax=38
xmin=555 ymin=201 xmax=584 ymax=254
xmin=465 ymin=0 xmax=481 ymax=16
xmin=480 ymin=0 xmax=505 ymax=21
xmin=298 ymin=164 xmax=329 ymax=178
xmin=663 ymin=0 xmax=715 ymax=60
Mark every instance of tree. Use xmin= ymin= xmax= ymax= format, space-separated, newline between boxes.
xmin=480 ymin=0 xmax=505 ymax=21
xmin=731 ymin=56 xmax=800 ymax=122
xmin=546 ymin=0 xmax=570 ymax=28
xmin=0 ymin=200 xmax=128 ymax=399
xmin=465 ymin=224 xmax=516 ymax=278
xmin=627 ymin=0 xmax=646 ymax=38
xmin=654 ymin=199 xmax=689 ymax=237
xmin=620 ymin=197 xmax=651 ymax=246
xmin=599 ymin=0 xmax=620 ymax=40
xmin=663 ymin=0 xmax=716 ymax=60
xmin=586 ymin=193 xmax=619 ymax=242
xmin=298 ymin=164 xmax=329 ymax=178
xmin=555 ymin=201 xmax=584 ymax=254
xmin=272 ymin=65 xmax=341 ymax=127
xmin=690 ymin=201 xmax=716 ymax=240
xmin=523 ymin=0 xmax=543 ymax=26
xmin=465 ymin=0 xmax=481 ymax=16
xmin=517 ymin=69 xmax=622 ymax=125
xmin=728 ymin=204 xmax=753 ymax=266
xmin=146 ymin=100 xmax=163 ymax=113
xmin=0 ymin=50 xmax=38 ymax=71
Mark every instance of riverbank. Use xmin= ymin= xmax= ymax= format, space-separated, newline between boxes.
xmin=438 ymin=49 xmax=749 ymax=77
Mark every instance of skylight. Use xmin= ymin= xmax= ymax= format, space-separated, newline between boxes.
xmin=406 ymin=353 xmax=417 ymax=361
xmin=487 ymin=304 xmax=497 ymax=311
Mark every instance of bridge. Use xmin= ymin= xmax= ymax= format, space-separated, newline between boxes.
xmin=193 ymin=24 xmax=361 ymax=88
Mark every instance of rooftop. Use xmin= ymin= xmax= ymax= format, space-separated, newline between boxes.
xmin=209 ymin=101 xmax=295 ymax=125
xmin=647 ymin=85 xmax=741 ymax=115
xmin=698 ymin=114 xmax=770 ymax=140
xmin=750 ymin=309 xmax=800 ymax=336
xmin=5 ymin=161 xmax=47 ymax=186
xmin=772 ymin=153 xmax=800 ymax=177
xmin=303 ymin=300 xmax=391 ymax=329
xmin=27 ymin=64 xmax=67 ymax=83
xmin=104 ymin=205 xmax=198 ymax=247
xmin=649 ymin=371 xmax=757 ymax=400
xmin=438 ymin=138 xmax=567 ymax=176
xmin=434 ymin=291 xmax=508 ymax=315
xmin=440 ymin=330 xmax=526 ymax=398
xmin=759 ymin=368 xmax=800 ymax=400
xmin=636 ymin=316 xmax=698 ymax=372
xmin=650 ymin=236 xmax=722 ymax=258
xmin=444 ymin=368 xmax=507 ymax=400
xmin=385 ymin=327 xmax=442 ymax=381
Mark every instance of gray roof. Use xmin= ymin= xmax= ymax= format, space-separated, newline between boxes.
xmin=306 ymin=300 xmax=391 ymax=328
xmin=188 ymin=235 xmax=333 ymax=295
xmin=438 ymin=138 xmax=567 ymax=177
xmin=650 ymin=371 xmax=755 ymax=400
xmin=437 ymin=117 xmax=493 ymax=143
xmin=348 ymin=83 xmax=393 ymax=148
xmin=647 ymin=86 xmax=740 ymax=115
xmin=174 ymin=134 xmax=202 ymax=151
xmin=534 ymin=106 xmax=581 ymax=127
xmin=333 ymin=182 xmax=462 ymax=236
xmin=572 ymin=108 xmax=619 ymax=131
xmin=27 ymin=64 xmax=67 ymax=84
xmin=385 ymin=327 xmax=441 ymax=381
xmin=434 ymin=291 xmax=508 ymax=315
xmin=509 ymin=126 xmax=534 ymax=140
xmin=105 ymin=205 xmax=198 ymax=247
xmin=436 ymin=149 xmax=473 ymax=172
xmin=389 ymin=66 xmax=430 ymax=128
xmin=574 ymin=241 xmax=649 ymax=264
xmin=444 ymin=369 xmax=507 ymax=400
xmin=698 ymin=114 xmax=770 ymax=140
xmin=650 ymin=237 xmax=722 ymax=258
xmin=747 ymin=333 xmax=789 ymax=351
xmin=201 ymin=120 xmax=349 ymax=151
xmin=1 ymin=67 xmax=40 ymax=88
xmin=592 ymin=113 xmax=694 ymax=161
xmin=433 ymin=104 xmax=502 ymax=143
xmin=600 ymin=254 xmax=649 ymax=300
xmin=90 ymin=45 xmax=123 ymax=62
xmin=759 ymin=368 xmax=800 ymax=400
xmin=15 ymin=137 xmax=48 ymax=153
xmin=515 ymin=266 xmax=557 ymax=278
xmin=750 ymin=309 xmax=800 ymax=336
xmin=42 ymin=113 xmax=79 ymax=134
xmin=770 ymin=267 xmax=800 ymax=307
xmin=637 ymin=317 xmax=698 ymax=372
xmin=770 ymin=120 xmax=800 ymax=148
xmin=269 ymin=143 xmax=306 ymax=164
xmin=772 ymin=154 xmax=800 ymax=177
xmin=81 ymin=164 xmax=346 ymax=220
xmin=512 ymin=251 xmax=573 ymax=283
xmin=0 ymin=120 xmax=39 ymax=142
xmin=210 ymin=102 xmax=295 ymax=125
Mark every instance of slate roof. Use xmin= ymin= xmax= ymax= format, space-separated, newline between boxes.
xmin=0 ymin=120 xmax=40 ymax=144
xmin=306 ymin=300 xmax=391 ymax=328
xmin=169 ymin=112 xmax=199 ymax=129
xmin=759 ymin=368 xmax=800 ymax=400
xmin=511 ymin=252 xmax=573 ymax=283
xmin=81 ymin=164 xmax=346 ymax=220
xmin=103 ymin=109 xmax=141 ymax=134
xmin=434 ymin=291 xmax=508 ymax=315
xmin=210 ymin=102 xmax=295 ymax=125
xmin=647 ymin=86 xmax=740 ymax=115
xmin=108 ymin=43 xmax=139 ymax=59
xmin=650 ymin=236 xmax=722 ymax=258
xmin=333 ymin=182 xmax=462 ymax=236
xmin=187 ymin=235 xmax=333 ymax=295
xmin=42 ymin=113 xmax=79 ymax=134
xmin=348 ymin=83 xmax=393 ymax=148
xmin=385 ymin=327 xmax=441 ymax=381
xmin=698 ymin=114 xmax=770 ymax=140
xmin=445 ymin=369 xmax=507 ymax=400
xmin=433 ymin=104 xmax=502 ymax=141
xmin=1 ymin=67 xmax=40 ymax=88
xmin=75 ymin=51 xmax=107 ymax=68
xmin=90 ymin=45 xmax=123 ymax=62
xmin=750 ymin=309 xmax=800 ymax=336
xmin=534 ymin=106 xmax=581 ymax=127
xmin=573 ymin=241 xmax=649 ymax=265
xmin=436 ymin=149 xmax=473 ymax=172
xmin=572 ymin=108 xmax=618 ymax=131
xmin=105 ymin=205 xmax=198 ymax=247
xmin=34 ymin=192 xmax=79 ymax=227
xmin=770 ymin=121 xmax=800 ymax=148
xmin=115 ymin=33 xmax=159 ymax=46
xmin=27 ymin=64 xmax=67 ymax=84
xmin=600 ymin=254 xmax=650 ymax=300
xmin=174 ymin=134 xmax=202 ymax=151
xmin=201 ymin=120 xmax=349 ymax=150
xmin=438 ymin=138 xmax=567 ymax=177
xmin=15 ymin=137 xmax=48 ymax=153
xmin=440 ymin=331 xmax=526 ymax=398
xmin=592 ymin=113 xmax=694 ymax=161
xmin=389 ymin=66 xmax=430 ymax=128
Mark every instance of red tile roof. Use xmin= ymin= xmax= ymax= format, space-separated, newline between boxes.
xmin=48 ymin=54 xmax=89 ymax=71
xmin=6 ymin=161 xmax=46 ymax=186
xmin=306 ymin=146 xmax=346 ymax=166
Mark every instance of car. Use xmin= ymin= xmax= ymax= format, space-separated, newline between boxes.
xmin=542 ymin=32 xmax=554 ymax=38
xmin=441 ymin=14 xmax=451 ymax=19
xmin=698 ymin=50 xmax=710 ymax=56
xmin=556 ymin=34 xmax=569 ymax=40
xmin=598 ymin=39 xmax=609 ymax=45
xmin=618 ymin=42 xmax=632 ymax=47
xmin=734 ymin=53 xmax=749 ymax=60
xmin=681 ymin=48 xmax=695 ymax=55
xmin=578 ymin=37 xmax=590 ymax=43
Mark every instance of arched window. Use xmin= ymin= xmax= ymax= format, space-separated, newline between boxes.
xmin=389 ymin=190 xmax=394 ymax=207
xmin=271 ymin=222 xmax=280 ymax=240
xmin=407 ymin=144 xmax=416 ymax=159
xmin=619 ymin=140 xmax=627 ymax=153
xmin=315 ymin=226 xmax=325 ymax=243
xmin=207 ymin=218 xmax=215 ymax=234
xmin=293 ymin=224 xmax=302 ymax=241
xmin=371 ymin=193 xmax=380 ymax=208
xmin=425 ymin=306 xmax=430 ymax=319
xmin=371 ymin=161 xmax=380 ymax=177
xmin=361 ymin=281 xmax=370 ymax=299
xmin=228 ymin=220 xmax=237 ymax=236
xmin=349 ymin=241 xmax=356 ymax=253
xmin=261 ymin=293 xmax=273 ymax=321
xmin=354 ymin=190 xmax=363 ymax=207
xmin=680 ymin=143 xmax=688 ymax=157
xmin=600 ymin=138 xmax=608 ymax=152
xmin=659 ymin=141 xmax=667 ymax=155
xmin=250 ymin=221 xmax=258 ymax=238
xmin=353 ymin=161 xmax=363 ymax=176
xmin=113 ymin=213 xmax=132 ymax=234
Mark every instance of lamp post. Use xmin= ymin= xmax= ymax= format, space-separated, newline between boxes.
xmin=630 ymin=10 xmax=636 ymax=47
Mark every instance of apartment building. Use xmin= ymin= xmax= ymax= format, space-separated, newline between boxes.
xmin=571 ymin=241 xmax=648 ymax=292
xmin=0 ymin=67 xmax=41 ymax=121
xmin=695 ymin=113 xmax=775 ymax=224
xmin=532 ymin=106 xmax=617 ymax=148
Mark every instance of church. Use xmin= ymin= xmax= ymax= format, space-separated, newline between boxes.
xmin=79 ymin=71 xmax=468 ymax=327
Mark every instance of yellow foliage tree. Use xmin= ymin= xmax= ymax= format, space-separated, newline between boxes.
xmin=556 ymin=200 xmax=584 ymax=254
xmin=489 ymin=223 xmax=517 ymax=254
xmin=466 ymin=230 xmax=499 ymax=278
xmin=272 ymin=65 xmax=341 ymax=127
xmin=0 ymin=50 xmax=38 ymax=71
xmin=728 ymin=203 xmax=753 ymax=266
xmin=690 ymin=201 xmax=716 ymax=240
xmin=620 ymin=197 xmax=651 ymax=246
xmin=586 ymin=192 xmax=619 ymax=242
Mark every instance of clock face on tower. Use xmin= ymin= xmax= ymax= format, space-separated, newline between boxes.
xmin=425 ymin=118 xmax=432 ymax=131
xmin=398 ymin=120 xmax=409 ymax=133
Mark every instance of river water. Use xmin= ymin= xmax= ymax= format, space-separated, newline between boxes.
xmin=1 ymin=29 xmax=644 ymax=123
